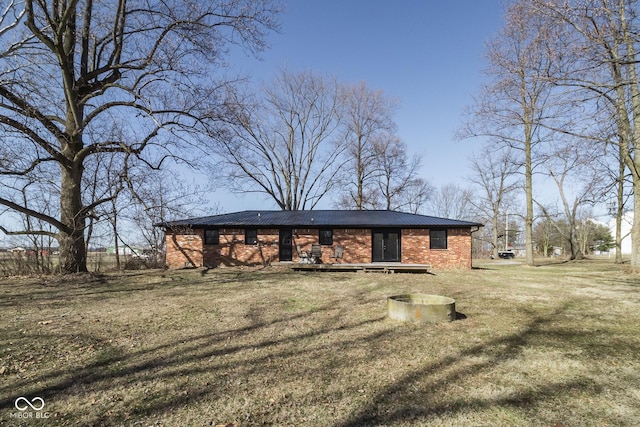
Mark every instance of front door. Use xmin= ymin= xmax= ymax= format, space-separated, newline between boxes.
xmin=372 ymin=229 xmax=401 ymax=262
xmin=279 ymin=228 xmax=293 ymax=261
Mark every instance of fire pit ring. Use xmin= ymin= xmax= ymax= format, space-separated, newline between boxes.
xmin=387 ymin=294 xmax=456 ymax=323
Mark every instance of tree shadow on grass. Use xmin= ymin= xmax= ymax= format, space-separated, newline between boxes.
xmin=332 ymin=303 xmax=608 ymax=427
xmin=0 ymin=293 xmax=392 ymax=425
xmin=0 ymin=268 xmax=274 ymax=309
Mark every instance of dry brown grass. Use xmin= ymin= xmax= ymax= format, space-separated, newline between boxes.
xmin=1 ymin=259 xmax=639 ymax=426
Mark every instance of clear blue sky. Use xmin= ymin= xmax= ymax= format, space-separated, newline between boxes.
xmin=215 ymin=0 xmax=506 ymax=212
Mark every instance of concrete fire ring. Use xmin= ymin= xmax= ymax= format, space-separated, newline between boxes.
xmin=387 ymin=294 xmax=456 ymax=323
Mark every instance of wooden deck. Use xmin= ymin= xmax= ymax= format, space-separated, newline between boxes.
xmin=290 ymin=262 xmax=432 ymax=274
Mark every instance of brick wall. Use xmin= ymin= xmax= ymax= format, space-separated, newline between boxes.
xmin=204 ymin=228 xmax=280 ymax=267
xmin=402 ymin=228 xmax=473 ymax=269
xmin=165 ymin=227 xmax=473 ymax=269
xmin=165 ymin=228 xmax=203 ymax=269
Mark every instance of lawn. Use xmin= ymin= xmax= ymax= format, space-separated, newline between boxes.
xmin=1 ymin=259 xmax=639 ymax=426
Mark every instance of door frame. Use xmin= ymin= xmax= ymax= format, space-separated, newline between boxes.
xmin=371 ymin=228 xmax=401 ymax=262
xmin=279 ymin=228 xmax=293 ymax=262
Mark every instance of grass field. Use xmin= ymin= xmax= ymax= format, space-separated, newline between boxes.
xmin=1 ymin=259 xmax=639 ymax=426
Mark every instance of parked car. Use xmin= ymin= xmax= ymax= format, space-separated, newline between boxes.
xmin=498 ymin=250 xmax=515 ymax=259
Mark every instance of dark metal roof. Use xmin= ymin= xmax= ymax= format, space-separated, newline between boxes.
xmin=160 ymin=210 xmax=483 ymax=229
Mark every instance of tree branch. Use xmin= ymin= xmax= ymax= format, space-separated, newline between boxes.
xmin=0 ymin=197 xmax=71 ymax=234
xmin=0 ymin=225 xmax=57 ymax=238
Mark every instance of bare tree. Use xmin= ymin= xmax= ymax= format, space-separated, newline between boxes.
xmin=374 ymin=136 xmax=433 ymax=213
xmin=532 ymin=0 xmax=640 ymax=269
xmin=16 ymin=182 xmax=56 ymax=273
xmin=468 ymin=145 xmax=520 ymax=259
xmin=536 ymin=138 xmax=600 ymax=260
xmin=337 ymin=82 xmax=399 ymax=210
xmin=81 ymin=149 xmax=127 ymax=268
xmin=125 ymin=166 xmax=211 ymax=267
xmin=533 ymin=217 xmax=559 ymax=257
xmin=593 ymin=131 xmax=632 ymax=263
xmin=428 ymin=183 xmax=475 ymax=221
xmin=0 ymin=0 xmax=279 ymax=273
xmin=460 ymin=0 xmax=565 ymax=266
xmin=332 ymin=81 xmax=431 ymax=213
xmin=216 ymin=69 xmax=345 ymax=210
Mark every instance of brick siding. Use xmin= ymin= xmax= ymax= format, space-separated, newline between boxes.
xmin=402 ymin=228 xmax=473 ymax=269
xmin=165 ymin=227 xmax=474 ymax=270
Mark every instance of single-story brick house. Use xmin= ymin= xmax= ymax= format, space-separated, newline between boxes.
xmin=158 ymin=210 xmax=482 ymax=270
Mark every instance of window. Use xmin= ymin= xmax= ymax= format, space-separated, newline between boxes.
xmin=245 ymin=229 xmax=258 ymax=245
xmin=319 ymin=228 xmax=333 ymax=246
xmin=430 ymin=229 xmax=447 ymax=250
xmin=204 ymin=229 xmax=219 ymax=245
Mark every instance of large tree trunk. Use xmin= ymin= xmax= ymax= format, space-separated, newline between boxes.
xmin=632 ymin=180 xmax=640 ymax=270
xmin=524 ymin=124 xmax=535 ymax=267
xmin=356 ymin=145 xmax=364 ymax=210
xmin=568 ymin=229 xmax=583 ymax=261
xmin=619 ymin=0 xmax=640 ymax=270
xmin=492 ymin=213 xmax=499 ymax=259
xmin=615 ymin=144 xmax=625 ymax=264
xmin=57 ymin=7 xmax=87 ymax=273
xmin=59 ymin=162 xmax=88 ymax=273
